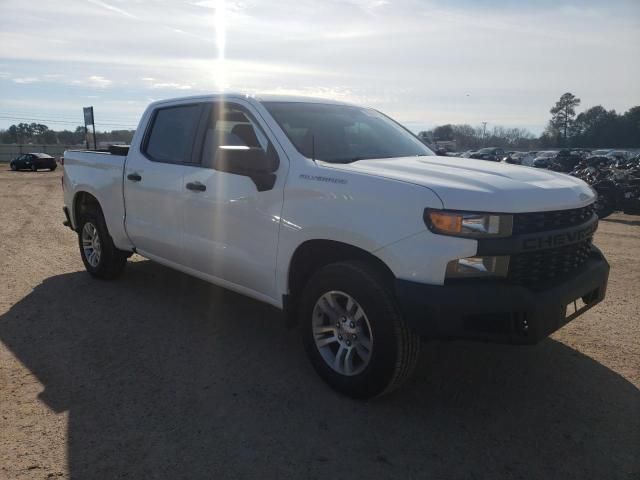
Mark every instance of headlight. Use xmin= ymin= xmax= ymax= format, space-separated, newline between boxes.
xmin=446 ymin=255 xmax=509 ymax=278
xmin=424 ymin=209 xmax=513 ymax=238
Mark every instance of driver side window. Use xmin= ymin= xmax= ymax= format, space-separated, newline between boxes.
xmin=200 ymin=103 xmax=269 ymax=169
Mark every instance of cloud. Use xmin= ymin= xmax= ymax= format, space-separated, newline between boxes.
xmin=71 ymin=75 xmax=113 ymax=88
xmin=0 ymin=0 xmax=638 ymax=132
xmin=150 ymin=82 xmax=193 ymax=90
xmin=13 ymin=77 xmax=39 ymax=84
xmin=141 ymin=77 xmax=193 ymax=90
xmin=86 ymin=0 xmax=138 ymax=18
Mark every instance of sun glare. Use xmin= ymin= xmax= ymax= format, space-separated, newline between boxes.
xmin=214 ymin=0 xmax=226 ymax=91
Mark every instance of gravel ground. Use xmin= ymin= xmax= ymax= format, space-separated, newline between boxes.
xmin=0 ymin=169 xmax=638 ymax=480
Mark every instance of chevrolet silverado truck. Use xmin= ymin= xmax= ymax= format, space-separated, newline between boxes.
xmin=62 ymin=94 xmax=609 ymax=398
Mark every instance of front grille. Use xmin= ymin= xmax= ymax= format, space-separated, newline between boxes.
xmin=512 ymin=204 xmax=595 ymax=234
xmin=508 ymin=239 xmax=593 ymax=285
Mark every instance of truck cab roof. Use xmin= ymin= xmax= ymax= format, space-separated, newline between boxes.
xmin=148 ymin=92 xmax=356 ymax=109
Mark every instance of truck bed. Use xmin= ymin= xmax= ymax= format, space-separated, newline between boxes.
xmin=62 ymin=149 xmax=130 ymax=250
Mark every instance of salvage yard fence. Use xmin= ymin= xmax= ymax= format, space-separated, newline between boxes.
xmin=0 ymin=144 xmax=81 ymax=163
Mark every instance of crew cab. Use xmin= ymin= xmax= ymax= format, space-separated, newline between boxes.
xmin=62 ymin=94 xmax=609 ymax=398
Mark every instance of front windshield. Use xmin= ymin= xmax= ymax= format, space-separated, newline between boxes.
xmin=262 ymin=102 xmax=434 ymax=163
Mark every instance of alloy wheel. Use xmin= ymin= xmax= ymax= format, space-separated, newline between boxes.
xmin=81 ymin=222 xmax=102 ymax=267
xmin=312 ymin=290 xmax=374 ymax=376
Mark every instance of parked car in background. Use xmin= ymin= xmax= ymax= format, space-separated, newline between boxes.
xmin=590 ymin=149 xmax=613 ymax=157
xmin=552 ymin=149 xmax=583 ymax=172
xmin=10 ymin=153 xmax=57 ymax=171
xmin=532 ymin=151 xmax=557 ymax=168
xmin=606 ymin=150 xmax=631 ymax=163
xmin=504 ymin=152 xmax=535 ymax=165
xmin=571 ymin=148 xmax=591 ymax=157
xmin=469 ymin=147 xmax=506 ymax=161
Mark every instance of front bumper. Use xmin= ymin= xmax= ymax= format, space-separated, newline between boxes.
xmin=395 ymin=247 xmax=609 ymax=344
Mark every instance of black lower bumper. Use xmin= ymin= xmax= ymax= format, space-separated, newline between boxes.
xmin=395 ymin=249 xmax=609 ymax=345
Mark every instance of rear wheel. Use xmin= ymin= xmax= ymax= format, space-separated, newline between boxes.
xmin=300 ymin=261 xmax=420 ymax=399
xmin=78 ymin=211 xmax=127 ymax=279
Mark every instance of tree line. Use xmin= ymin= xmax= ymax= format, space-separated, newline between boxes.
xmin=419 ymin=93 xmax=639 ymax=151
xmin=0 ymin=123 xmax=135 ymax=145
xmin=2 ymin=94 xmax=638 ymax=151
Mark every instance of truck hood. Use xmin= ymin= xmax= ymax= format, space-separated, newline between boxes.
xmin=323 ymin=156 xmax=595 ymax=212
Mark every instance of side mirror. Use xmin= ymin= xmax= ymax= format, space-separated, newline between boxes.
xmin=213 ymin=145 xmax=279 ymax=191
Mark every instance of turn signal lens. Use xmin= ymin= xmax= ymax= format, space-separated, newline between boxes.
xmin=429 ymin=211 xmax=463 ymax=234
xmin=424 ymin=209 xmax=513 ymax=238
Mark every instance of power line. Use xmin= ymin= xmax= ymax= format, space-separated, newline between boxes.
xmin=0 ymin=115 xmax=137 ymax=129
xmin=0 ymin=110 xmax=138 ymax=123
xmin=0 ymin=115 xmax=137 ymax=127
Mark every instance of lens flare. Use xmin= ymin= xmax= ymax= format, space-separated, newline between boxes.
xmin=214 ymin=0 xmax=226 ymax=91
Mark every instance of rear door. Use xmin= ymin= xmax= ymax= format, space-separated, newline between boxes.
xmin=123 ymin=103 xmax=203 ymax=264
xmin=181 ymin=99 xmax=286 ymax=301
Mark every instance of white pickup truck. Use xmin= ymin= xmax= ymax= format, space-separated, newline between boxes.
xmin=63 ymin=94 xmax=609 ymax=398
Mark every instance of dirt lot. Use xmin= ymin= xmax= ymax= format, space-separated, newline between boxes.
xmin=0 ymin=168 xmax=638 ymax=479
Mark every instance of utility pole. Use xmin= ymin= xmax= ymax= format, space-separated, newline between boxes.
xmin=92 ymin=117 xmax=97 ymax=150
xmin=481 ymin=122 xmax=487 ymax=146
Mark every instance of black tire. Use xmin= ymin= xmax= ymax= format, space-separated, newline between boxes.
xmin=77 ymin=210 xmax=127 ymax=280
xmin=595 ymin=197 xmax=615 ymax=219
xmin=10 ymin=163 xmax=17 ymax=171
xmin=31 ymin=164 xmax=37 ymax=172
xmin=300 ymin=261 xmax=420 ymax=399
xmin=50 ymin=165 xmax=57 ymax=171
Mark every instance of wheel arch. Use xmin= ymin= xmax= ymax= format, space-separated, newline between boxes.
xmin=72 ymin=190 xmax=103 ymax=230
xmin=284 ymin=239 xmax=395 ymax=326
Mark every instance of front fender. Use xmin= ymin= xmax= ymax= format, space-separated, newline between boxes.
xmin=275 ymin=164 xmax=444 ymax=296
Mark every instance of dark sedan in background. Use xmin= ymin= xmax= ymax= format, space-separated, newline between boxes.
xmin=469 ymin=147 xmax=506 ymax=161
xmin=10 ymin=153 xmax=57 ymax=171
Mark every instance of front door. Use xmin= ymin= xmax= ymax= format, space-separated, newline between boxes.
xmin=181 ymin=100 xmax=286 ymax=301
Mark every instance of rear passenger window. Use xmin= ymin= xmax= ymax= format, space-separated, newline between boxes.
xmin=145 ymin=105 xmax=201 ymax=163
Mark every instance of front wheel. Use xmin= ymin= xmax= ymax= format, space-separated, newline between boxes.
xmin=78 ymin=212 xmax=127 ymax=279
xmin=30 ymin=164 xmax=37 ymax=172
xmin=50 ymin=165 xmax=57 ymax=171
xmin=10 ymin=163 xmax=17 ymax=171
xmin=300 ymin=261 xmax=420 ymax=399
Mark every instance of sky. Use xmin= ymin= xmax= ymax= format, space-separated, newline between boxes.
xmin=0 ymin=0 xmax=639 ymax=134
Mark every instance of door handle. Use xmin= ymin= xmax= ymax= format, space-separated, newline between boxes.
xmin=186 ymin=182 xmax=206 ymax=192
xmin=127 ymin=173 xmax=142 ymax=182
